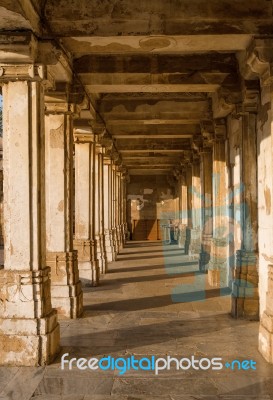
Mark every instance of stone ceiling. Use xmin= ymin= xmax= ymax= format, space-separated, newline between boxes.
xmin=1 ymin=0 xmax=273 ymax=175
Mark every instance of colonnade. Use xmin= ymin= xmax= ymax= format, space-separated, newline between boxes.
xmin=0 ymin=68 xmax=127 ymax=365
xmin=175 ymin=63 xmax=273 ymax=363
xmin=1 ymin=37 xmax=273 ymax=368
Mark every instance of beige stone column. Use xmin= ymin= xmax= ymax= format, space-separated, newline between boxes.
xmin=259 ymin=265 xmax=273 ymax=362
xmin=121 ymin=173 xmax=128 ymax=243
xmin=0 ymin=69 xmax=59 ymax=365
xmin=208 ymin=121 xmax=229 ymax=287
xmin=232 ymin=92 xmax=259 ymax=319
xmin=44 ymin=93 xmax=83 ymax=318
xmin=178 ymin=169 xmax=188 ymax=249
xmin=116 ymin=170 xmax=123 ymax=249
xmin=189 ymin=156 xmax=202 ymax=257
xmin=258 ymin=72 xmax=273 ymax=362
xmin=199 ymin=148 xmax=213 ymax=272
xmin=112 ymin=164 xmax=119 ymax=253
xmin=103 ymin=157 xmax=116 ymax=262
xmin=185 ymin=163 xmax=193 ymax=254
xmin=73 ymin=129 xmax=99 ymax=286
xmin=95 ymin=144 xmax=107 ymax=273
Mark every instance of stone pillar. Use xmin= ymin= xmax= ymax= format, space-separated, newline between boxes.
xmin=232 ymin=96 xmax=259 ymax=319
xmin=44 ymin=92 xmax=83 ymax=318
xmin=116 ymin=170 xmax=123 ymax=249
xmin=189 ymin=156 xmax=202 ymax=258
xmin=73 ymin=129 xmax=99 ymax=286
xmin=208 ymin=122 xmax=229 ymax=287
xmin=185 ymin=164 xmax=193 ymax=254
xmin=95 ymin=144 xmax=107 ymax=273
xmin=103 ymin=156 xmax=116 ymax=262
xmin=121 ymin=173 xmax=128 ymax=243
xmin=112 ymin=164 xmax=119 ymax=253
xmin=199 ymin=148 xmax=213 ymax=272
xmin=257 ymin=61 xmax=273 ymax=360
xmin=0 ymin=69 xmax=59 ymax=365
xmin=259 ymin=265 xmax=273 ymax=362
xmin=178 ymin=169 xmax=188 ymax=249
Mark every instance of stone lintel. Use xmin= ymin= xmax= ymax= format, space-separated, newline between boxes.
xmin=0 ymin=32 xmax=37 ymax=63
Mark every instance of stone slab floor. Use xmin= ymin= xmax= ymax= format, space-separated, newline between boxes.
xmin=1 ymin=241 xmax=273 ymax=400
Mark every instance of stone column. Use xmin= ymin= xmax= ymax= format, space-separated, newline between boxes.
xmin=178 ymin=169 xmax=188 ymax=249
xmin=185 ymin=164 xmax=193 ymax=254
xmin=103 ymin=157 xmax=116 ymax=262
xmin=112 ymin=164 xmax=119 ymax=253
xmin=208 ymin=122 xmax=229 ymax=287
xmin=95 ymin=144 xmax=107 ymax=273
xmin=121 ymin=173 xmax=128 ymax=243
xmin=257 ymin=63 xmax=273 ymax=361
xmin=232 ymin=94 xmax=259 ymax=319
xmin=189 ymin=156 xmax=202 ymax=258
xmin=116 ymin=170 xmax=123 ymax=249
xmin=44 ymin=92 xmax=83 ymax=318
xmin=259 ymin=265 xmax=273 ymax=362
xmin=73 ymin=129 xmax=99 ymax=286
xmin=0 ymin=68 xmax=59 ymax=365
xmin=199 ymin=148 xmax=213 ymax=272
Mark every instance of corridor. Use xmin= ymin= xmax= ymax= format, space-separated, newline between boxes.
xmin=2 ymin=242 xmax=273 ymax=399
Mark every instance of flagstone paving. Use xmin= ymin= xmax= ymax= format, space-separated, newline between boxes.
xmin=1 ymin=241 xmax=273 ymax=400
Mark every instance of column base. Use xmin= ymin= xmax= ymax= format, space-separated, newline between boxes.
xmin=95 ymin=235 xmax=107 ymax=274
xmin=188 ymin=228 xmax=201 ymax=259
xmin=184 ymin=227 xmax=191 ymax=255
xmin=122 ymin=223 xmax=128 ymax=244
xmin=0 ymin=310 xmax=60 ymax=366
xmin=178 ymin=224 xmax=187 ymax=249
xmin=0 ymin=268 xmax=60 ymax=366
xmin=199 ymin=250 xmax=210 ymax=273
xmin=105 ymin=229 xmax=115 ymax=262
xmin=113 ymin=227 xmax=119 ymax=255
xmin=259 ymin=312 xmax=273 ymax=363
xmin=46 ymin=251 xmax=83 ymax=318
xmin=110 ymin=229 xmax=117 ymax=260
xmin=73 ymin=239 xmax=100 ymax=287
xmin=117 ymin=225 xmax=123 ymax=250
xmin=199 ymin=234 xmax=212 ymax=272
xmin=231 ymin=250 xmax=259 ymax=320
xmin=208 ymin=238 xmax=228 ymax=288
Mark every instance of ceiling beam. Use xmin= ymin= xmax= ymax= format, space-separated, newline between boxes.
xmin=113 ymin=134 xmax=193 ymax=139
xmin=85 ymin=84 xmax=218 ymax=93
xmin=128 ymin=169 xmax=172 ymax=176
xmin=107 ymin=119 xmax=201 ymax=125
xmin=120 ymin=149 xmax=185 ymax=153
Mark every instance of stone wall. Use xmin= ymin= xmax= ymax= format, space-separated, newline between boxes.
xmin=127 ymin=175 xmax=178 ymax=238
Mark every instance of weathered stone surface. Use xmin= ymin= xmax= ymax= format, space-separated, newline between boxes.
xmin=3 ymin=0 xmax=273 ymax=372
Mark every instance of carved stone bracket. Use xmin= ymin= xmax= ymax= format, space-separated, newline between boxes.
xmin=213 ymin=119 xmax=227 ymax=141
xmin=0 ymin=63 xmax=54 ymax=89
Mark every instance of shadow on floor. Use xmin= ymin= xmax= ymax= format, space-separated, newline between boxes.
xmin=84 ymin=288 xmax=231 ymax=313
xmin=108 ymin=260 xmax=198 ymax=274
xmin=56 ymin=313 xmax=248 ymax=361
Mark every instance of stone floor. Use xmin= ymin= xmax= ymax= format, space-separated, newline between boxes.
xmin=1 ymin=241 xmax=273 ymax=400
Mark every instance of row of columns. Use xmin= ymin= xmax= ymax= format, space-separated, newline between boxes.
xmin=178 ymin=110 xmax=259 ymax=319
xmin=0 ymin=69 xmax=127 ymax=365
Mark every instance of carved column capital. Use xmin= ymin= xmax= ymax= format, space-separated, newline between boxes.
xmin=213 ymin=118 xmax=227 ymax=141
xmin=241 ymin=38 xmax=273 ymax=86
xmin=0 ymin=63 xmax=54 ymax=89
